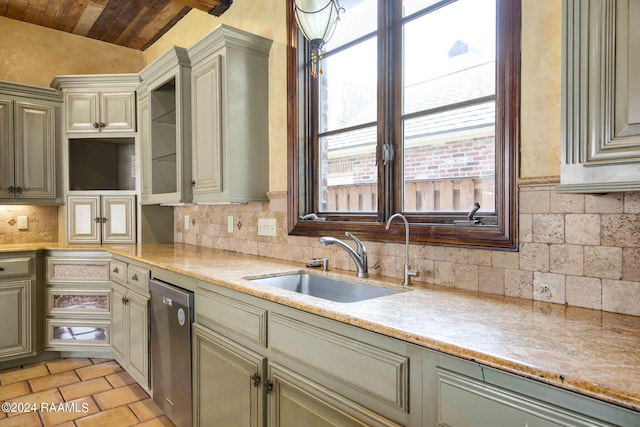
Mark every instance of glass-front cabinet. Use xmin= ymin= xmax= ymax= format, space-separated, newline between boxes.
xmin=138 ymin=47 xmax=192 ymax=204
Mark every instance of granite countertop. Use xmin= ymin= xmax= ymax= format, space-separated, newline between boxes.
xmin=3 ymin=242 xmax=640 ymax=412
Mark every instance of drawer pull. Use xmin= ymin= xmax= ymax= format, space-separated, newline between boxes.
xmin=131 ymin=274 xmax=139 ymax=281
xmin=113 ymin=267 xmax=119 ymax=273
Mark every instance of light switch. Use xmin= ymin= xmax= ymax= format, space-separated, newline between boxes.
xmin=184 ymin=215 xmax=190 ymax=230
xmin=227 ymin=216 xmax=234 ymax=233
xmin=17 ymin=216 xmax=28 ymax=230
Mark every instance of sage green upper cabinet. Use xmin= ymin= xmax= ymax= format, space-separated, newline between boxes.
xmin=51 ymin=75 xmax=138 ymax=134
xmin=138 ymin=47 xmax=192 ymax=205
xmin=0 ymin=82 xmax=61 ymax=203
xmin=559 ymin=0 xmax=640 ymax=193
xmin=187 ymin=25 xmax=272 ymax=203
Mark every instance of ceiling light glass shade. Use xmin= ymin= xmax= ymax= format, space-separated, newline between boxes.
xmin=294 ymin=0 xmax=343 ymax=77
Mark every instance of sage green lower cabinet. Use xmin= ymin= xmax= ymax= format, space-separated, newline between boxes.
xmin=0 ymin=253 xmax=36 ymax=361
xmin=193 ymin=323 xmax=266 ymax=426
xmin=110 ymin=258 xmax=150 ymax=390
xmin=193 ymin=283 xmax=420 ymax=427
xmin=44 ymin=252 xmax=111 ymax=352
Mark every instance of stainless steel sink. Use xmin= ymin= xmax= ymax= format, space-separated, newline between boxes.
xmin=248 ymin=273 xmax=403 ymax=303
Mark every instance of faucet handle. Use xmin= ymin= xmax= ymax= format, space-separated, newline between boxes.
xmin=345 ymin=231 xmax=366 ymax=256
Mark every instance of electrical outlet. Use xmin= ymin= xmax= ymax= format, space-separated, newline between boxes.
xmin=184 ymin=215 xmax=190 ymax=230
xmin=17 ymin=216 xmax=28 ymax=230
xmin=228 ymin=216 xmax=234 ymax=233
xmin=258 ymin=218 xmax=277 ymax=237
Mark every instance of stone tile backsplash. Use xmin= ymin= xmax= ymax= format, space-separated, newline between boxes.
xmin=174 ymin=184 xmax=640 ymax=317
xmin=0 ymin=205 xmax=58 ymax=244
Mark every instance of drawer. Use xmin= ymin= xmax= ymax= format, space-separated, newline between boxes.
xmin=47 ymin=258 xmax=110 ymax=284
xmin=0 ymin=257 xmax=33 ymax=278
xmin=47 ymin=287 xmax=110 ymax=316
xmin=127 ymin=264 xmax=150 ymax=293
xmin=269 ymin=313 xmax=409 ymax=412
xmin=46 ymin=319 xmax=110 ymax=349
xmin=195 ymin=287 xmax=267 ymax=347
xmin=109 ymin=259 xmax=127 ymax=283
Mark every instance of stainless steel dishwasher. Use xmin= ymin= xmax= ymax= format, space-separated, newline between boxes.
xmin=149 ymin=278 xmax=194 ymax=427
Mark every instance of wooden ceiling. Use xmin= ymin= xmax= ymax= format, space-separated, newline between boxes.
xmin=0 ymin=0 xmax=232 ymax=51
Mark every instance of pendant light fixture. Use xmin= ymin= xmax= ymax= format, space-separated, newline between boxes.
xmin=293 ymin=0 xmax=344 ymax=77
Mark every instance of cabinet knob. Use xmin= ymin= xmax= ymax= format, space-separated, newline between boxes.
xmin=93 ymin=122 xmax=100 ymax=128
xmin=131 ymin=274 xmax=138 ymax=281
xmin=264 ymin=379 xmax=274 ymax=394
xmin=0 ymin=267 xmax=4 ymax=271
xmin=113 ymin=267 xmax=119 ymax=273
xmin=250 ymin=373 xmax=261 ymax=387
xmin=99 ymin=122 xmax=106 ymax=128
xmin=14 ymin=186 xmax=22 ymax=194
xmin=7 ymin=186 xmax=14 ymax=194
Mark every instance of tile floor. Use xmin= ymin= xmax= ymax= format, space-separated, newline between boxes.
xmin=0 ymin=358 xmax=174 ymax=426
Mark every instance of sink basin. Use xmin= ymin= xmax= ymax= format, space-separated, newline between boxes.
xmin=248 ymin=273 xmax=402 ymax=303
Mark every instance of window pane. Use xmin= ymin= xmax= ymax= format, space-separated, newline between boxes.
xmin=319 ymin=126 xmax=378 ymax=212
xmin=403 ymin=102 xmax=495 ymax=213
xmin=403 ymin=0 xmax=496 ymax=115
xmin=324 ymin=0 xmax=377 ymax=51
xmin=319 ymin=37 xmax=378 ymax=133
xmin=402 ymin=0 xmax=443 ymax=17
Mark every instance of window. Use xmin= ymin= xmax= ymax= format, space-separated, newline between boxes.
xmin=287 ymin=0 xmax=520 ymax=249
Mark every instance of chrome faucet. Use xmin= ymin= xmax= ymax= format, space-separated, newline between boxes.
xmin=385 ymin=213 xmax=419 ymax=287
xmin=319 ymin=232 xmax=368 ymax=278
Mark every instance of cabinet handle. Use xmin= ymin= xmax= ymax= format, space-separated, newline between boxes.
xmin=99 ymin=122 xmax=106 ymax=128
xmin=14 ymin=186 xmax=22 ymax=194
xmin=94 ymin=217 xmax=102 ymax=223
xmin=123 ymin=297 xmax=130 ymax=305
xmin=250 ymin=373 xmax=261 ymax=387
xmin=0 ymin=267 xmax=4 ymax=271
xmin=113 ymin=267 xmax=119 ymax=273
xmin=93 ymin=122 xmax=100 ymax=128
xmin=121 ymin=296 xmax=126 ymax=304
xmin=7 ymin=186 xmax=15 ymax=194
xmin=191 ymin=180 xmax=196 ymax=187
xmin=264 ymin=379 xmax=274 ymax=394
xmin=131 ymin=274 xmax=139 ymax=281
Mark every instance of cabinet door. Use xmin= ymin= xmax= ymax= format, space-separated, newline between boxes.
xmin=0 ymin=98 xmax=13 ymax=198
xmin=14 ymin=101 xmax=56 ymax=199
xmin=101 ymin=91 xmax=136 ymax=132
xmin=268 ymin=363 xmax=400 ymax=427
xmin=110 ymin=281 xmax=127 ymax=365
xmin=101 ymin=195 xmax=135 ymax=244
xmin=66 ymin=92 xmax=99 ymax=133
xmin=67 ymin=196 xmax=100 ymax=243
xmin=127 ymin=290 xmax=149 ymax=388
xmin=193 ymin=323 xmax=266 ymax=427
xmin=192 ymin=55 xmax=222 ymax=200
xmin=0 ymin=279 xmax=33 ymax=361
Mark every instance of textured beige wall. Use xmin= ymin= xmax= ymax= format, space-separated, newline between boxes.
xmin=520 ymin=0 xmax=562 ymax=179
xmin=143 ymin=1 xmax=288 ymax=192
xmin=0 ymin=16 xmax=143 ymax=88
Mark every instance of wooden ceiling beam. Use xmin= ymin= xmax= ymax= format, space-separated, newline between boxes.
xmin=171 ymin=0 xmax=231 ymax=16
